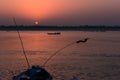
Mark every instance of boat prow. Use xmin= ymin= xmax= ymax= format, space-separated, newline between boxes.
xmin=13 ymin=66 xmax=52 ymax=80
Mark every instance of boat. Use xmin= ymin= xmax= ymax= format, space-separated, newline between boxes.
xmin=47 ymin=32 xmax=61 ymax=35
xmin=13 ymin=66 xmax=52 ymax=80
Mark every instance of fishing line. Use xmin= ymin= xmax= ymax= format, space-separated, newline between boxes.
xmin=42 ymin=38 xmax=89 ymax=67
xmin=12 ymin=17 xmax=30 ymax=69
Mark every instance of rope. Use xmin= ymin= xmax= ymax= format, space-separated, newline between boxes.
xmin=42 ymin=38 xmax=89 ymax=67
xmin=42 ymin=41 xmax=76 ymax=67
xmin=13 ymin=17 xmax=30 ymax=69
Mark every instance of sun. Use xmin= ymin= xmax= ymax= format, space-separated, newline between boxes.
xmin=35 ymin=21 xmax=39 ymax=25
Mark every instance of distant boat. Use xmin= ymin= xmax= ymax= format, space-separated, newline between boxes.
xmin=47 ymin=32 xmax=61 ymax=35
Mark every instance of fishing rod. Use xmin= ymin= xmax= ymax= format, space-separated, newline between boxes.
xmin=12 ymin=17 xmax=30 ymax=69
xmin=42 ymin=38 xmax=89 ymax=67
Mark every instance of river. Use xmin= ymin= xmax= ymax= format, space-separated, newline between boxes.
xmin=0 ymin=31 xmax=120 ymax=80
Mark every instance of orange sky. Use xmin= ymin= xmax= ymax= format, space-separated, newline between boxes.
xmin=0 ymin=0 xmax=120 ymax=25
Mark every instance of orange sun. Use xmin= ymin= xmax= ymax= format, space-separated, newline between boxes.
xmin=35 ymin=21 xmax=39 ymax=25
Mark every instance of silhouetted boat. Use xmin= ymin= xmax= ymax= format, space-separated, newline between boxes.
xmin=47 ymin=32 xmax=61 ymax=35
xmin=13 ymin=66 xmax=52 ymax=80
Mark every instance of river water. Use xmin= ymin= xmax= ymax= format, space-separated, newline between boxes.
xmin=0 ymin=31 xmax=120 ymax=80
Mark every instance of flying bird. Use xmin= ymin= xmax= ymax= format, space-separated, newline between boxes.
xmin=76 ymin=38 xmax=89 ymax=43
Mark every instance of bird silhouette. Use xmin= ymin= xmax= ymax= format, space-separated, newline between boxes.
xmin=76 ymin=38 xmax=89 ymax=43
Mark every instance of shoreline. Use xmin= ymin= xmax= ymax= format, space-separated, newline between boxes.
xmin=0 ymin=26 xmax=120 ymax=31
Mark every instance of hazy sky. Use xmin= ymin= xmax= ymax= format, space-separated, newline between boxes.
xmin=0 ymin=0 xmax=120 ymax=26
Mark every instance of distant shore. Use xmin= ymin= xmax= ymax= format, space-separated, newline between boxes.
xmin=0 ymin=26 xmax=120 ymax=31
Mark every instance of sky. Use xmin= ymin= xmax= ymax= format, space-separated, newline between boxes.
xmin=0 ymin=0 xmax=120 ymax=26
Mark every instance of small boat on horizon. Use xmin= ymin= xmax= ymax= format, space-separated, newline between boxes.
xmin=47 ymin=32 xmax=61 ymax=35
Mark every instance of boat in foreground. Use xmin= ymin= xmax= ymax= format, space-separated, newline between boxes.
xmin=13 ymin=66 xmax=52 ymax=80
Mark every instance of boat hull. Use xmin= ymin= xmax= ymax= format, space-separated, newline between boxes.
xmin=13 ymin=66 xmax=52 ymax=80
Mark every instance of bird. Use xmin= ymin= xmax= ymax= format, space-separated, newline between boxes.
xmin=76 ymin=38 xmax=89 ymax=43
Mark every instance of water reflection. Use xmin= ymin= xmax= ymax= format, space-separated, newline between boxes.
xmin=0 ymin=31 xmax=120 ymax=80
